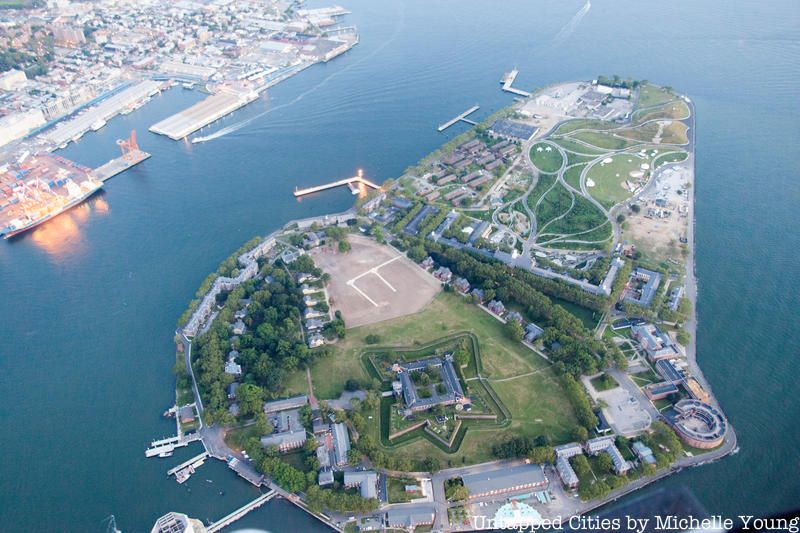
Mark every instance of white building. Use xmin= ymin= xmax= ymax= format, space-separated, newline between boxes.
xmin=0 ymin=110 xmax=46 ymax=148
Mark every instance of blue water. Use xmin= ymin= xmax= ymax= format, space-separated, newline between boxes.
xmin=1 ymin=0 xmax=799 ymax=530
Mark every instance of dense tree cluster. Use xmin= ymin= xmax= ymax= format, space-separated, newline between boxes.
xmin=192 ymin=265 xmax=333 ymax=423
xmin=491 ymin=435 xmax=551 ymax=459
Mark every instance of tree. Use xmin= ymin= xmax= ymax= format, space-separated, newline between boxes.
xmin=572 ymin=426 xmax=589 ymax=442
xmin=505 ymin=319 xmax=524 ymax=341
xmin=364 ymin=334 xmax=381 ymax=345
xmin=630 ymin=203 xmax=641 ymax=214
xmin=422 ymin=456 xmax=441 ymax=472
xmin=676 ymin=328 xmax=691 ymax=346
xmin=528 ymin=446 xmax=555 ymax=465
xmin=596 ymin=453 xmax=614 ymax=474
xmin=237 ymin=383 xmax=264 ymax=418
xmin=616 ymin=214 xmax=626 ymax=223
xmin=254 ymin=412 xmax=273 ymax=435
xmin=338 ymin=240 xmax=351 ymax=253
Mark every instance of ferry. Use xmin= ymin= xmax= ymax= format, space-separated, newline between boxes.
xmin=1 ymin=181 xmax=103 ymax=239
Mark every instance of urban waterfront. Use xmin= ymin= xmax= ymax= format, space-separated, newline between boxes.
xmin=1 ymin=0 xmax=799 ymax=531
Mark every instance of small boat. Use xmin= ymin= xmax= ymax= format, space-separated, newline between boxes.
xmin=91 ymin=119 xmax=107 ymax=131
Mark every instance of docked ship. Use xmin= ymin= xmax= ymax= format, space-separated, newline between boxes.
xmin=1 ymin=178 xmax=103 ymax=239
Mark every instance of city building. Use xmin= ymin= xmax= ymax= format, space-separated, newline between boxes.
xmin=524 ymin=322 xmax=544 ymax=343
xmin=344 ymin=470 xmax=378 ymax=499
xmin=664 ymin=399 xmax=728 ymax=449
xmin=632 ymin=441 xmax=656 ymax=465
xmin=585 ymin=436 xmax=630 ymax=475
xmin=631 ymin=323 xmax=681 ymax=362
xmin=151 ymin=512 xmax=206 ymax=533
xmin=487 ymin=119 xmax=538 ymax=142
xmin=461 ymin=464 xmax=548 ymax=499
xmin=396 ymin=356 xmax=465 ymax=413
xmin=623 ymin=267 xmax=663 ymax=307
xmin=386 ymin=506 xmax=436 ymax=529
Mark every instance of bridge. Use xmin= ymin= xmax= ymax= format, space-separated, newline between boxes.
xmin=207 ymin=490 xmax=277 ymax=532
xmin=293 ymin=169 xmax=380 ymax=197
xmin=437 ymin=104 xmax=480 ymax=132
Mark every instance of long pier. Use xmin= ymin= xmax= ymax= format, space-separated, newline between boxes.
xmin=207 ymin=490 xmax=277 ymax=532
xmin=167 ymin=451 xmax=209 ymax=476
xmin=293 ymin=170 xmax=379 ymax=197
xmin=437 ymin=104 xmax=480 ymax=132
xmin=500 ymin=69 xmax=531 ymax=97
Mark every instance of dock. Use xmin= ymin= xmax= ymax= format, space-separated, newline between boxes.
xmin=149 ymin=88 xmax=258 ymax=140
xmin=167 ymin=451 xmax=210 ymax=477
xmin=293 ymin=169 xmax=379 ymax=198
xmin=500 ymin=69 xmax=531 ymax=97
xmin=92 ymin=150 xmax=150 ymax=182
xmin=437 ymin=104 xmax=480 ymax=132
xmin=207 ymin=490 xmax=277 ymax=532
xmin=144 ymin=432 xmax=201 ymax=458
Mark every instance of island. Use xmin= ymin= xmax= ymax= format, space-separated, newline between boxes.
xmin=153 ymin=76 xmax=736 ymax=533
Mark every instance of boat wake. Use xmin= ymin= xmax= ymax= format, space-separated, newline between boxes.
xmin=191 ymin=2 xmax=406 ymax=144
xmin=552 ymin=0 xmax=591 ymax=46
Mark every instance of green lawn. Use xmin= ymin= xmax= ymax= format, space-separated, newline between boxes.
xmin=638 ymin=84 xmax=677 ymax=108
xmin=569 ymin=130 xmax=640 ymax=151
xmin=224 ymin=424 xmax=262 ymax=451
xmin=585 ymin=154 xmax=646 ymax=208
xmin=387 ymin=476 xmax=420 ymax=503
xmin=590 ymin=373 xmax=619 ymax=392
xmin=564 ymin=163 xmax=587 ymax=191
xmin=554 ymin=119 xmax=617 ymax=135
xmin=530 ymin=142 xmax=564 ymax=173
xmin=552 ymin=137 xmax=609 ymax=155
xmin=653 ymin=150 xmax=688 ymax=168
xmin=633 ymin=100 xmax=690 ymax=124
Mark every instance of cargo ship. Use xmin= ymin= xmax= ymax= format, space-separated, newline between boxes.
xmin=1 ymin=178 xmax=103 ymax=239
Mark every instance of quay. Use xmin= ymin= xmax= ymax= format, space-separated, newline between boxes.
xmin=500 ymin=69 xmax=531 ymax=97
xmin=149 ymin=88 xmax=258 ymax=140
xmin=293 ymin=169 xmax=379 ymax=197
xmin=437 ymin=104 xmax=480 ymax=132
xmin=167 ymin=451 xmax=209 ymax=477
xmin=206 ymin=490 xmax=277 ymax=533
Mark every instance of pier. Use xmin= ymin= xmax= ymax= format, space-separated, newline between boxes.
xmin=144 ymin=432 xmax=201 ymax=457
xmin=92 ymin=131 xmax=150 ymax=182
xmin=500 ymin=69 xmax=531 ymax=97
xmin=207 ymin=490 xmax=277 ymax=532
xmin=293 ymin=169 xmax=379 ymax=197
xmin=437 ymin=104 xmax=480 ymax=132
xmin=167 ymin=451 xmax=209 ymax=477
xmin=149 ymin=88 xmax=258 ymax=140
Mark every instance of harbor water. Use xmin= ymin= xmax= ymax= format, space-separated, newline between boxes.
xmin=1 ymin=0 xmax=799 ymax=530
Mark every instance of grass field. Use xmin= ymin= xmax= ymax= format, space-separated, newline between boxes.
xmin=530 ymin=142 xmax=563 ymax=173
xmin=569 ymin=130 xmax=640 ymax=151
xmin=585 ymin=154 xmax=647 ymax=208
xmin=554 ymin=119 xmax=617 ymax=135
xmin=564 ymin=163 xmax=587 ymax=191
xmin=552 ymin=137 xmax=609 ymax=155
xmin=653 ymin=150 xmax=688 ymax=168
xmin=638 ymin=84 xmax=677 ymax=108
xmin=634 ymin=100 xmax=690 ymax=123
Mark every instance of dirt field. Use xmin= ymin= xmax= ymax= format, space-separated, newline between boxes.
xmin=310 ymin=234 xmax=441 ymax=328
xmin=623 ymin=163 xmax=692 ymax=262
